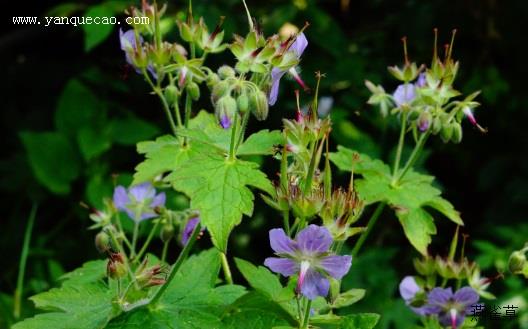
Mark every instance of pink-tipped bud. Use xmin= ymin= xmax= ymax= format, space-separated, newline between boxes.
xmin=463 ymin=107 xmax=487 ymax=133
xmin=178 ymin=66 xmax=188 ymax=87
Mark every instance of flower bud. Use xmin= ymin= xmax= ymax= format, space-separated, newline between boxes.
xmin=186 ymin=82 xmax=200 ymax=101
xmin=160 ymin=223 xmax=175 ymax=243
xmin=250 ymin=90 xmax=269 ymax=121
xmin=452 ymin=122 xmax=463 ymax=144
xmin=211 ymin=80 xmax=230 ymax=104
xmin=417 ymin=111 xmax=432 ymax=132
xmin=95 ymin=231 xmax=111 ymax=253
xmin=164 ymin=84 xmax=179 ymax=104
xmin=509 ymin=251 xmax=527 ymax=274
xmin=440 ymin=123 xmax=454 ymax=143
xmin=432 ymin=117 xmax=442 ymax=135
xmin=237 ymin=93 xmax=249 ymax=114
xmin=218 ymin=65 xmax=236 ymax=79
xmin=215 ymin=95 xmax=237 ymax=129
xmin=206 ymin=73 xmax=220 ymax=87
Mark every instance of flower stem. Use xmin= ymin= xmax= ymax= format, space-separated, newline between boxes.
xmin=131 ymin=221 xmax=140 ymax=258
xmin=283 ymin=210 xmax=291 ymax=236
xmin=303 ymin=139 xmax=321 ymax=195
xmin=161 ymin=240 xmax=170 ymax=263
xmin=235 ymin=110 xmax=250 ymax=150
xmin=135 ymin=220 xmax=161 ymax=262
xmin=392 ymin=115 xmax=407 ymax=180
xmin=142 ymin=70 xmax=178 ymax=136
xmin=13 ymin=203 xmax=37 ymax=319
xmin=228 ymin=114 xmax=239 ymax=161
xmin=220 ymin=252 xmax=234 ymax=284
xmin=149 ymin=223 xmax=201 ymax=305
xmin=395 ymin=131 xmax=430 ymax=183
xmin=351 ymin=202 xmax=386 ymax=257
xmin=301 ymin=299 xmax=312 ymax=329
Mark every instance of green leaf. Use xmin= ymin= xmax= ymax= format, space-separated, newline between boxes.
xmin=237 ymin=130 xmax=284 ymax=156
xmin=12 ymin=259 xmax=115 ymax=329
xmin=109 ymin=118 xmax=160 ymax=146
xmin=107 ymin=249 xmax=246 ymax=329
xmin=234 ymin=258 xmax=294 ymax=303
xmin=20 ymin=131 xmax=81 ymax=194
xmin=339 ymin=313 xmax=380 ymax=329
xmin=166 ymin=154 xmax=273 ymax=251
xmin=220 ymin=292 xmax=296 ymax=329
xmin=77 ymin=127 xmax=112 ymax=160
xmin=396 ymin=207 xmax=437 ymax=255
xmin=83 ymin=5 xmax=115 ymax=51
xmin=55 ymin=79 xmax=99 ymax=136
xmin=332 ymin=289 xmax=366 ymax=309
xmin=330 ymin=146 xmax=464 ymax=255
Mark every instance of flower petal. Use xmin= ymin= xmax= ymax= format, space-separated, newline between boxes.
xmin=181 ymin=217 xmax=201 ymax=245
xmin=113 ymin=186 xmax=129 ymax=210
xmin=129 ymin=183 xmax=155 ymax=202
xmin=151 ymin=192 xmax=166 ymax=208
xmin=300 ymin=269 xmax=330 ymax=300
xmin=399 ymin=276 xmax=421 ymax=302
xmin=264 ymin=257 xmax=298 ymax=276
xmin=454 ymin=286 xmax=479 ymax=306
xmin=269 ymin=228 xmax=297 ymax=255
xmin=319 ymin=255 xmax=352 ymax=279
xmin=296 ymin=225 xmax=332 ymax=255
xmin=290 ymin=33 xmax=308 ymax=58
xmin=427 ymin=287 xmax=453 ymax=307
xmin=392 ymin=83 xmax=416 ymax=107
xmin=268 ymin=68 xmax=286 ymax=106
xmin=438 ymin=310 xmax=464 ymax=328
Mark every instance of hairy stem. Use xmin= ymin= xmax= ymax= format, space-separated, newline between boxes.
xmin=228 ymin=114 xmax=239 ymax=160
xmin=220 ymin=252 xmax=234 ymax=284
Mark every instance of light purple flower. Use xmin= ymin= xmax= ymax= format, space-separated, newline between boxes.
xmin=264 ymin=225 xmax=352 ymax=300
xmin=399 ymin=276 xmax=428 ymax=316
xmin=268 ymin=33 xmax=308 ymax=106
xmin=119 ymin=29 xmax=157 ymax=79
xmin=113 ymin=183 xmax=166 ymax=222
xmin=181 ymin=217 xmax=202 ymax=245
xmin=416 ymin=73 xmax=427 ymax=88
xmin=393 ymin=83 xmax=416 ymax=107
xmin=220 ymin=115 xmax=231 ymax=129
xmin=424 ymin=287 xmax=479 ymax=329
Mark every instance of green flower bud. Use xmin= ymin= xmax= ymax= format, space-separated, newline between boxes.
xmin=432 ymin=117 xmax=442 ymax=135
xmin=452 ymin=122 xmax=463 ymax=144
xmin=206 ymin=73 xmax=220 ymax=87
xmin=95 ymin=231 xmax=111 ymax=253
xmin=440 ymin=123 xmax=454 ymax=143
xmin=509 ymin=251 xmax=527 ymax=274
xmin=186 ymin=82 xmax=200 ymax=101
xmin=249 ymin=90 xmax=269 ymax=121
xmin=218 ymin=65 xmax=236 ymax=79
xmin=160 ymin=223 xmax=175 ymax=243
xmin=164 ymin=84 xmax=179 ymax=104
xmin=237 ymin=93 xmax=249 ymax=113
xmin=211 ymin=80 xmax=230 ymax=104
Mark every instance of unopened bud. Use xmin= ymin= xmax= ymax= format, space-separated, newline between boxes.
xmin=250 ymin=90 xmax=269 ymax=121
xmin=432 ymin=117 xmax=442 ymax=135
xmin=95 ymin=231 xmax=111 ymax=253
xmin=237 ymin=93 xmax=249 ymax=113
xmin=211 ymin=81 xmax=230 ymax=104
xmin=509 ymin=251 xmax=527 ymax=274
xmin=452 ymin=122 xmax=463 ymax=144
xmin=417 ymin=111 xmax=432 ymax=132
xmin=164 ymin=84 xmax=179 ymax=104
xmin=440 ymin=123 xmax=454 ymax=143
xmin=215 ymin=95 xmax=237 ymax=129
xmin=186 ymin=82 xmax=200 ymax=101
xmin=218 ymin=65 xmax=236 ymax=79
xmin=160 ymin=223 xmax=175 ymax=243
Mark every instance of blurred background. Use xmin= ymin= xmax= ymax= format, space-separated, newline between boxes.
xmin=1 ymin=0 xmax=527 ymax=328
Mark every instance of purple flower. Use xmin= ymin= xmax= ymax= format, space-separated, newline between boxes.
xmin=393 ymin=83 xmax=416 ymax=107
xmin=181 ymin=217 xmax=202 ymax=245
xmin=399 ymin=276 xmax=428 ymax=315
xmin=416 ymin=73 xmax=427 ymax=88
xmin=119 ymin=29 xmax=157 ymax=79
xmin=424 ymin=287 xmax=479 ymax=329
xmin=268 ymin=33 xmax=308 ymax=106
xmin=220 ymin=115 xmax=231 ymax=129
xmin=264 ymin=225 xmax=352 ymax=300
xmin=113 ymin=183 xmax=166 ymax=222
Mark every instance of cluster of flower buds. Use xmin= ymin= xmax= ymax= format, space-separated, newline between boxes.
xmin=508 ymin=243 xmax=528 ymax=278
xmin=134 ymin=257 xmax=167 ymax=289
xmin=366 ymin=30 xmax=486 ymax=144
xmin=320 ymin=188 xmax=364 ymax=242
